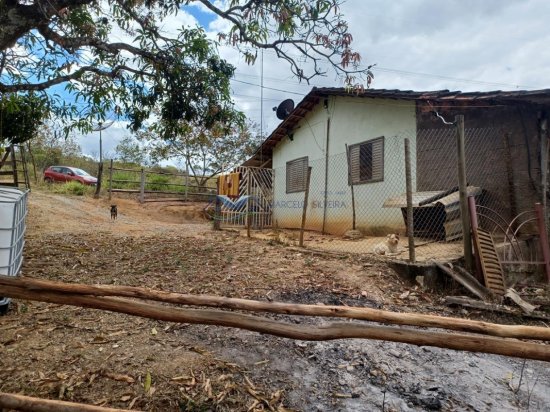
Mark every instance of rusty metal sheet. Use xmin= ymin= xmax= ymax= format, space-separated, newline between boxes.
xmin=382 ymin=191 xmax=442 ymax=208
xmin=473 ymin=228 xmax=506 ymax=295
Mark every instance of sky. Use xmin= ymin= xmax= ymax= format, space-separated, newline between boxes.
xmin=76 ymin=0 xmax=550 ymax=161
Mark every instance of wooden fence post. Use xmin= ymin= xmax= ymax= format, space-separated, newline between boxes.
xmin=9 ymin=146 xmax=18 ymax=187
xmin=345 ymin=144 xmax=356 ymax=231
xmin=108 ymin=159 xmax=113 ymax=201
xmin=299 ymin=167 xmax=313 ymax=247
xmin=535 ymin=203 xmax=550 ymax=282
xmin=456 ymin=115 xmax=473 ymax=271
xmin=213 ymin=177 xmax=221 ymax=230
xmin=246 ymin=173 xmax=252 ymax=238
xmin=184 ymin=159 xmax=189 ymax=202
xmin=404 ymin=138 xmax=415 ymax=262
xmin=139 ymin=168 xmax=145 ymax=204
xmin=93 ymin=162 xmax=102 ymax=199
xmin=26 ymin=141 xmax=38 ymax=184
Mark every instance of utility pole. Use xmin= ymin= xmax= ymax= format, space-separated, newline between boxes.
xmin=92 ymin=121 xmax=113 ymax=199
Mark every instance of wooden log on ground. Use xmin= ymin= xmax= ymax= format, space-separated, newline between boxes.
xmin=0 ymin=392 xmax=132 ymax=412
xmin=1 ymin=283 xmax=549 ymax=362
xmin=1 ymin=276 xmax=549 ymax=341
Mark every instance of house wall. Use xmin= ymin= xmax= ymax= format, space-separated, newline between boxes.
xmin=416 ymin=103 xmax=549 ymax=232
xmin=272 ymin=96 xmax=417 ymax=235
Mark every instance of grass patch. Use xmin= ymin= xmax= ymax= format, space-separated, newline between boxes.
xmin=111 ymin=171 xmax=140 ymax=190
xmin=146 ymin=174 xmax=171 ymax=191
xmin=51 ymin=181 xmax=92 ymax=196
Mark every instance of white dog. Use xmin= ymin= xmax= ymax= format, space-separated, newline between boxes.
xmin=372 ymin=234 xmax=400 ymax=255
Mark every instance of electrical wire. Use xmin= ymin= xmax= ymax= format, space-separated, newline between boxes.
xmin=231 ymin=79 xmax=306 ymax=96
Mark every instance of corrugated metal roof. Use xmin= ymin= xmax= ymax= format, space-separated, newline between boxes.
xmin=382 ymin=186 xmax=482 ymax=208
xmin=383 ymin=186 xmax=482 ymax=241
xmin=243 ymin=87 xmax=550 ymax=167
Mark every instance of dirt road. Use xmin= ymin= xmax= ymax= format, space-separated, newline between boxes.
xmin=0 ymin=190 xmax=549 ymax=411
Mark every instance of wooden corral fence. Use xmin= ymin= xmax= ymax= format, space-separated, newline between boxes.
xmin=217 ymin=166 xmax=273 ymax=228
xmin=0 ymin=145 xmax=31 ymax=189
xmin=107 ymin=160 xmax=215 ymax=203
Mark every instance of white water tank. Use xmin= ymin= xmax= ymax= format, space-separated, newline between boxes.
xmin=0 ymin=187 xmax=28 ymax=313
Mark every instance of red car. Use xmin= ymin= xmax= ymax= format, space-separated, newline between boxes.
xmin=44 ymin=166 xmax=98 ymax=185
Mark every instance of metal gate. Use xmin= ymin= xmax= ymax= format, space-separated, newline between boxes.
xmin=218 ymin=167 xmax=273 ymax=229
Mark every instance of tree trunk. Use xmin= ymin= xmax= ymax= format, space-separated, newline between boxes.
xmin=0 ymin=276 xmax=549 ymax=341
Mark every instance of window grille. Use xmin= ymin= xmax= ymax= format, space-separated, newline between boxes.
xmin=286 ymin=156 xmax=309 ymax=193
xmin=348 ymin=137 xmax=384 ymax=184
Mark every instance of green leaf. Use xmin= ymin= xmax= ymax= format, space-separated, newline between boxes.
xmin=144 ymin=371 xmax=152 ymax=394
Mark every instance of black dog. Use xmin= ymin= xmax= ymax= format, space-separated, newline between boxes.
xmin=110 ymin=205 xmax=118 ymax=220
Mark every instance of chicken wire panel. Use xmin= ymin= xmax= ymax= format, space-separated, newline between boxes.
xmin=243 ymin=125 xmax=547 ymax=261
xmin=417 ymin=126 xmax=542 ymax=239
xmin=270 ymin=131 xmax=436 ymax=258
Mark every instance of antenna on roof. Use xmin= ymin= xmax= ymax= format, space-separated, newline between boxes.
xmin=91 ymin=120 xmax=114 ymax=131
xmin=273 ymin=99 xmax=294 ymax=120
xmin=91 ymin=120 xmax=114 ymax=164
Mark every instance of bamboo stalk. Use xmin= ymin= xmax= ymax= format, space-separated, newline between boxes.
xmin=1 ymin=281 xmax=550 ymax=361
xmin=1 ymin=276 xmax=549 ymax=341
xmin=0 ymin=392 xmax=132 ymax=412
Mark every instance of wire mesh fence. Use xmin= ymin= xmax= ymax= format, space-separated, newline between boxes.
xmin=220 ymin=126 xmax=548 ymax=266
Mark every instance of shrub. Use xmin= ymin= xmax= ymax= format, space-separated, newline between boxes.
xmin=147 ymin=174 xmax=171 ymax=191
xmin=111 ymin=171 xmax=140 ymax=190
xmin=51 ymin=181 xmax=91 ymax=196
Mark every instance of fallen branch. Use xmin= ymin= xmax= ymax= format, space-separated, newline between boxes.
xmin=0 ymin=392 xmax=133 ymax=412
xmin=445 ymin=296 xmax=550 ymax=321
xmin=1 ymin=276 xmax=549 ymax=341
xmin=1 ymin=283 xmax=549 ymax=362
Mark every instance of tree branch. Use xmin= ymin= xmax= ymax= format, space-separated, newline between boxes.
xmin=0 ymin=65 xmax=151 ymax=92
xmin=36 ymin=23 xmax=158 ymax=61
xmin=0 ymin=0 xmax=95 ymax=50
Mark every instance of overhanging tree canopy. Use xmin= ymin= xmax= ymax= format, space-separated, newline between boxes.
xmin=0 ymin=93 xmax=48 ymax=144
xmin=0 ymin=0 xmax=372 ymax=135
xmin=139 ymin=120 xmax=259 ymax=187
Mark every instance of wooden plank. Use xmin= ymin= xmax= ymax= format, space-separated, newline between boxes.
xmin=143 ymin=198 xmax=187 ymax=203
xmin=436 ymin=263 xmax=492 ymax=301
xmin=505 ymin=288 xmax=537 ymax=314
xmin=472 ymin=228 xmax=507 ymax=295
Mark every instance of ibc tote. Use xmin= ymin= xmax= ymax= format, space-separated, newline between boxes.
xmin=0 ymin=186 xmax=29 ymax=314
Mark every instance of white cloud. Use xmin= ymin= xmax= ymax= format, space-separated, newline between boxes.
xmin=78 ymin=121 xmax=130 ymax=161
xmin=77 ymin=0 xmax=550 ymax=160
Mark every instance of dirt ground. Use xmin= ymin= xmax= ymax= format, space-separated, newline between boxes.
xmin=238 ymin=228 xmax=464 ymax=262
xmin=0 ymin=190 xmax=549 ymax=411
